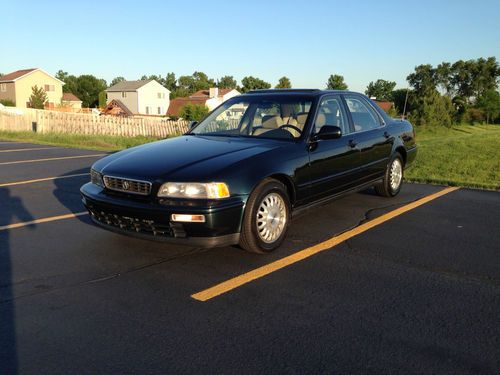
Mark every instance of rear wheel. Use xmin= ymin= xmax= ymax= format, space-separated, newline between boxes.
xmin=239 ymin=178 xmax=290 ymax=254
xmin=375 ymin=153 xmax=404 ymax=197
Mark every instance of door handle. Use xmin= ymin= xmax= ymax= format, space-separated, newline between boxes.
xmin=383 ymin=131 xmax=391 ymax=139
xmin=348 ymin=139 xmax=358 ymax=148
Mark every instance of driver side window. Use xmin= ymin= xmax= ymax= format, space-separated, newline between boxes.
xmin=314 ymin=97 xmax=348 ymax=135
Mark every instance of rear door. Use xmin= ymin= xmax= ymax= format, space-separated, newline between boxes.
xmin=307 ymin=95 xmax=360 ymax=201
xmin=343 ymin=94 xmax=393 ymax=182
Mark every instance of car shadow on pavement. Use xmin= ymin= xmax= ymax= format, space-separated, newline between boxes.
xmin=0 ymin=187 xmax=37 ymax=374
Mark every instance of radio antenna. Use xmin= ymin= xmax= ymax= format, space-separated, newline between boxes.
xmin=402 ymin=86 xmax=410 ymax=120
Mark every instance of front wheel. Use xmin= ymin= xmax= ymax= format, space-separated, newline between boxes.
xmin=239 ymin=178 xmax=290 ymax=254
xmin=375 ymin=153 xmax=404 ymax=197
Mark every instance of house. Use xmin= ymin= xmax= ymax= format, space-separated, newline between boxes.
xmin=105 ymin=80 xmax=170 ymax=116
xmin=101 ymin=99 xmax=134 ymax=117
xmin=0 ymin=68 xmax=64 ymax=108
xmin=373 ymin=100 xmax=394 ymax=112
xmin=167 ymin=88 xmax=240 ymax=117
xmin=62 ymin=92 xmax=82 ymax=110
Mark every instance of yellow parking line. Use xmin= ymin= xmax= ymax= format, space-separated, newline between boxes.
xmin=191 ymin=186 xmax=460 ymax=302
xmin=0 ymin=173 xmax=89 ymax=187
xmin=0 ymin=154 xmax=104 ymax=166
xmin=0 ymin=212 xmax=88 ymax=231
xmin=0 ymin=147 xmax=60 ymax=153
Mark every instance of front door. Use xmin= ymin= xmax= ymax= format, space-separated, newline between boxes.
xmin=307 ymin=95 xmax=360 ymax=201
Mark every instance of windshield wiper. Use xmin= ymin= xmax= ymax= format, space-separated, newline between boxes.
xmin=194 ymin=133 xmax=242 ymax=138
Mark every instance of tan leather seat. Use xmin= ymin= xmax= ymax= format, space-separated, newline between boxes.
xmin=315 ymin=113 xmax=327 ymax=132
xmin=253 ymin=115 xmax=283 ymax=135
xmin=296 ymin=112 xmax=308 ymax=127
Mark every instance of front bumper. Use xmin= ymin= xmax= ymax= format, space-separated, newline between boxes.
xmin=80 ymin=183 xmax=244 ymax=248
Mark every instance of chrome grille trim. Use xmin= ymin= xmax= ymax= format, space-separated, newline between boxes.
xmin=103 ymin=175 xmax=152 ymax=196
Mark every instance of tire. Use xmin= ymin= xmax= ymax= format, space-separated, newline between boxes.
xmin=239 ymin=178 xmax=291 ymax=254
xmin=375 ymin=153 xmax=404 ymax=197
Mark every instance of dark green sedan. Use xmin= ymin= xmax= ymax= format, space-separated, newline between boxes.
xmin=81 ymin=89 xmax=416 ymax=253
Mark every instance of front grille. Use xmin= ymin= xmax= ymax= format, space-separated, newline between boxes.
xmin=88 ymin=208 xmax=173 ymax=237
xmin=103 ymin=176 xmax=151 ymax=196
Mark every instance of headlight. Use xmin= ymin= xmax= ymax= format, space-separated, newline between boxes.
xmin=158 ymin=182 xmax=230 ymax=199
xmin=90 ymin=169 xmax=104 ymax=187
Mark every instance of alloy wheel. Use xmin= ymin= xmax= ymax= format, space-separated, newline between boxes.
xmin=256 ymin=192 xmax=287 ymax=243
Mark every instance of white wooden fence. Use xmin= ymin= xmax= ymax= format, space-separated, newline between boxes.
xmin=0 ymin=107 xmax=190 ymax=138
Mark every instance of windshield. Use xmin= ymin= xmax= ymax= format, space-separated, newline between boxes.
xmin=190 ymin=96 xmax=313 ymax=140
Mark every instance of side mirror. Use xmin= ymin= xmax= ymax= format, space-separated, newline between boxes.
xmin=313 ymin=125 xmax=342 ymax=141
xmin=188 ymin=121 xmax=198 ymax=130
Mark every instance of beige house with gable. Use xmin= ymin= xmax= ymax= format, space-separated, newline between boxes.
xmin=0 ymin=68 xmax=64 ymax=108
xmin=105 ymin=80 xmax=170 ymax=115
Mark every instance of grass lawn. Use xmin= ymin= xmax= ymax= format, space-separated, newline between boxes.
xmin=406 ymin=124 xmax=500 ymax=190
xmin=1 ymin=124 xmax=499 ymax=190
xmin=0 ymin=131 xmax=160 ymax=152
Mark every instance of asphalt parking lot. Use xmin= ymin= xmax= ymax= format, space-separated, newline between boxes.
xmin=1 ymin=141 xmax=499 ymax=374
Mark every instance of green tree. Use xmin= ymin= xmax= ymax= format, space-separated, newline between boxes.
xmin=55 ymin=70 xmax=68 ymax=82
xmin=408 ymin=90 xmax=454 ymax=127
xmin=326 ymin=74 xmax=348 ymax=90
xmin=179 ymin=103 xmax=209 ymax=121
xmin=176 ymin=72 xmax=215 ymax=95
xmin=28 ymin=85 xmax=48 ymax=109
xmin=407 ymin=64 xmax=437 ymax=96
xmin=75 ymin=75 xmax=107 ymax=107
xmin=391 ymin=89 xmax=411 ymax=115
xmin=450 ymin=60 xmax=476 ymax=101
xmin=110 ymin=76 xmax=125 ymax=87
xmin=476 ymin=89 xmax=500 ymax=124
xmin=240 ymin=76 xmax=271 ymax=93
xmin=164 ymin=72 xmax=177 ymax=92
xmin=435 ymin=62 xmax=454 ymax=96
xmin=98 ymin=91 xmax=107 ymax=108
xmin=217 ymin=75 xmax=237 ymax=89
xmin=275 ymin=76 xmax=292 ymax=89
xmin=470 ymin=57 xmax=499 ymax=99
xmin=56 ymin=70 xmax=78 ymax=94
xmin=452 ymin=95 xmax=468 ymax=123
xmin=365 ymin=79 xmax=396 ymax=101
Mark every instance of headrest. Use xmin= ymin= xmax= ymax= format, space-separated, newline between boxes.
xmin=315 ymin=113 xmax=327 ymax=127
xmin=262 ymin=115 xmax=283 ymax=129
xmin=296 ymin=112 xmax=308 ymax=125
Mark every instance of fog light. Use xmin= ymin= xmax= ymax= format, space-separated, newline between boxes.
xmin=171 ymin=214 xmax=205 ymax=223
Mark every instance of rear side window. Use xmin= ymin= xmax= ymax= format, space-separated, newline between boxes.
xmin=344 ymin=96 xmax=381 ymax=132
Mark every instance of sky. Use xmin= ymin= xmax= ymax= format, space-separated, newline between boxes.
xmin=1 ymin=0 xmax=499 ymax=92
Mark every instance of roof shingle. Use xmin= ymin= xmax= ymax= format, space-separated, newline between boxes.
xmin=106 ymin=80 xmax=153 ymax=92
xmin=0 ymin=68 xmax=37 ymax=82
xmin=62 ymin=92 xmax=81 ymax=102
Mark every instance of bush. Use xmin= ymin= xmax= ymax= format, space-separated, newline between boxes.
xmin=179 ymin=104 xmax=209 ymax=121
xmin=98 ymin=91 xmax=107 ymax=108
xmin=408 ymin=90 xmax=454 ymax=127
xmin=28 ymin=85 xmax=48 ymax=109
xmin=464 ymin=108 xmax=485 ymax=124
xmin=0 ymin=99 xmax=15 ymax=106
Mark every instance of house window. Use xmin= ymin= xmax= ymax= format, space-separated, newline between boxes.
xmin=0 ymin=83 xmax=6 ymax=92
xmin=146 ymin=106 xmax=150 ymax=115
xmin=157 ymin=107 xmax=161 ymax=114
xmin=44 ymin=84 xmax=55 ymax=92
xmin=122 ymin=92 xmax=127 ymax=98
xmin=157 ymin=93 xmax=162 ymax=99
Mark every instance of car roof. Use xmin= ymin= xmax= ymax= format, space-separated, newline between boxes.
xmin=242 ymin=89 xmax=361 ymax=98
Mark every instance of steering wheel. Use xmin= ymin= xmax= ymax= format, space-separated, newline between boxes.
xmin=280 ymin=124 xmax=302 ymax=136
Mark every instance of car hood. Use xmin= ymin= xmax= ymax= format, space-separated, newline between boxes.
xmin=94 ymin=135 xmax=285 ymax=181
